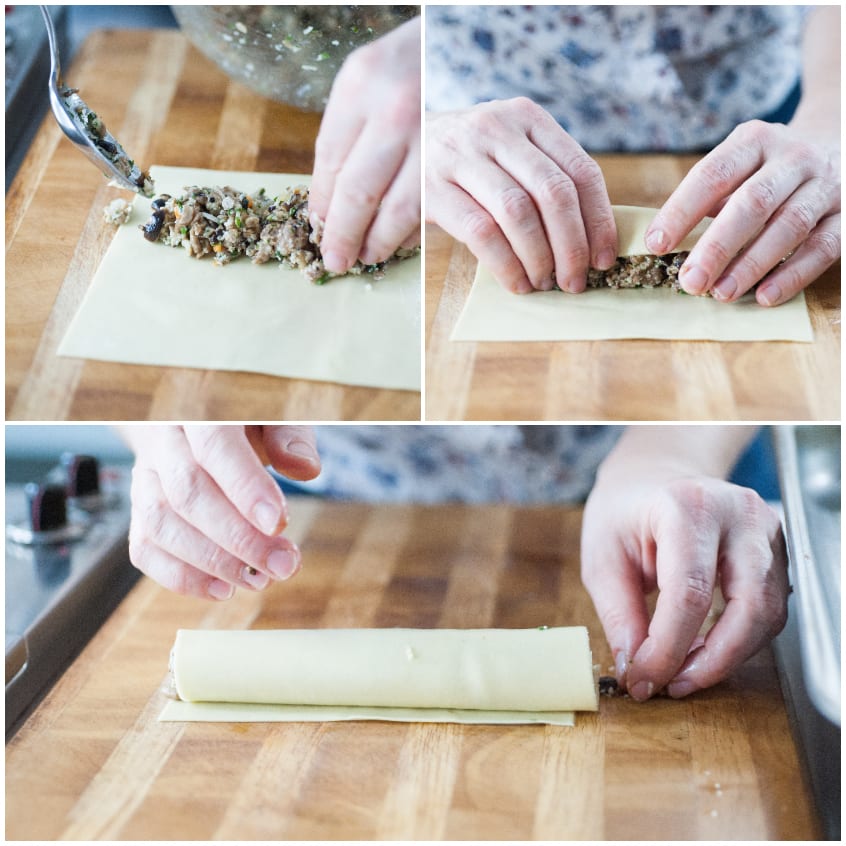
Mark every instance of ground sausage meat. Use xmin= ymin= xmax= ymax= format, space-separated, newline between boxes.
xmin=141 ymin=185 xmax=417 ymax=283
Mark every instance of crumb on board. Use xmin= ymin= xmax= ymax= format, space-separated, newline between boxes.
xmin=103 ymin=197 xmax=133 ymax=225
xmin=599 ymin=676 xmax=622 ymax=697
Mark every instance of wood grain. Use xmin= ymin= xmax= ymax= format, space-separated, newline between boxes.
xmin=425 ymin=155 xmax=841 ymax=422
xmin=6 ymin=30 xmax=420 ymax=421
xmin=5 ymin=499 xmax=819 ymax=840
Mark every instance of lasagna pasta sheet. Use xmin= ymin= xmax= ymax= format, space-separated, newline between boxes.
xmin=613 ymin=204 xmax=712 ymax=256
xmin=451 ymin=205 xmax=812 ymax=343
xmin=158 ymin=627 xmax=597 ymax=726
xmin=58 ymin=166 xmax=421 ymax=391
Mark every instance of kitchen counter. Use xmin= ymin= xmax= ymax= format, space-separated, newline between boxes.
xmin=5 ymin=499 xmax=819 ymax=840
xmin=6 ymin=29 xmax=420 ymax=421
xmin=425 ymin=155 xmax=840 ymax=422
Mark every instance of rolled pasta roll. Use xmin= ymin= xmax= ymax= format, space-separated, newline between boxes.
xmin=169 ymin=626 xmax=598 ymax=713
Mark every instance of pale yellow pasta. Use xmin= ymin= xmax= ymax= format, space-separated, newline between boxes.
xmin=159 ymin=626 xmax=598 ymax=725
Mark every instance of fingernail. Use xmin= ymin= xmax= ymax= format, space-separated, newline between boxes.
xmin=566 ymin=277 xmax=586 ymax=293
xmin=535 ymin=277 xmax=555 ymax=292
xmin=629 ymin=680 xmax=655 ymax=702
xmin=596 ymin=247 xmax=617 ymax=270
xmin=267 ymin=546 xmax=300 ymax=580
xmin=208 ymin=579 xmax=234 ymax=601
xmin=322 ymin=250 xmax=348 ymax=273
xmin=286 ymin=439 xmax=319 ymax=464
xmin=667 ymin=678 xmax=698 ymax=699
xmin=646 ymin=229 xmax=668 ymax=254
xmin=679 ymin=263 xmax=709 ymax=295
xmin=241 ymin=565 xmax=270 ymax=591
xmin=614 ymin=651 xmax=628 ymax=682
xmin=757 ymin=282 xmax=781 ymax=307
xmin=511 ymin=277 xmax=534 ymax=294
xmin=712 ymin=274 xmax=737 ymax=301
xmin=254 ymin=501 xmax=283 ymax=535
xmin=361 ymin=247 xmax=390 ymax=266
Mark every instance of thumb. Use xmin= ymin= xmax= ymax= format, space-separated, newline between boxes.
xmin=261 ymin=426 xmax=321 ymax=481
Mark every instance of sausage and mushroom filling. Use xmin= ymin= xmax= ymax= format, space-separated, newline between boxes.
xmin=585 ymin=253 xmax=690 ymax=291
xmin=140 ymin=185 xmax=417 ymax=283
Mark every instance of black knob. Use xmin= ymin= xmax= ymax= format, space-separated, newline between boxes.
xmin=61 ymin=453 xmax=100 ymax=497
xmin=25 ymin=483 xmax=68 ymax=533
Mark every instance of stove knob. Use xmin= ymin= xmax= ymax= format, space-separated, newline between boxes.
xmin=61 ymin=453 xmax=100 ymax=497
xmin=25 ymin=483 xmax=68 ymax=533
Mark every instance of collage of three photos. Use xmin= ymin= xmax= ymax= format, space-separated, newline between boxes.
xmin=5 ymin=4 xmax=841 ymax=842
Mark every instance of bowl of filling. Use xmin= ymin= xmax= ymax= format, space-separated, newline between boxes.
xmin=172 ymin=5 xmax=419 ymax=112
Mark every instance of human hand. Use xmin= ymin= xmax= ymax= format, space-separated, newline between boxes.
xmin=581 ymin=465 xmax=788 ymax=701
xmin=309 ymin=16 xmax=421 ymax=273
xmin=124 ymin=426 xmax=321 ymax=600
xmin=646 ymin=120 xmax=841 ymax=306
xmin=426 ymin=97 xmax=618 ymax=294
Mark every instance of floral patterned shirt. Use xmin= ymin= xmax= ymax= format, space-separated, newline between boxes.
xmin=426 ymin=5 xmax=808 ymax=151
xmin=291 ymin=426 xmax=621 ymax=503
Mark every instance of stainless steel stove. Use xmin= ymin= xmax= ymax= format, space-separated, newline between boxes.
xmin=5 ymin=5 xmax=67 ymax=189
xmin=5 ymin=453 xmax=138 ymax=738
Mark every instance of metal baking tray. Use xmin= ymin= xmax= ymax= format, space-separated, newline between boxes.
xmin=773 ymin=425 xmax=840 ymax=725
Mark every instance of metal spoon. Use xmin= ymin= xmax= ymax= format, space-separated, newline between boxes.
xmin=39 ymin=5 xmax=154 ymax=197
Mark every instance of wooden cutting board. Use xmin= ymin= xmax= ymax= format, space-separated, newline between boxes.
xmin=5 ymin=499 xmax=819 ymax=840
xmin=425 ymin=155 xmax=841 ymax=421
xmin=6 ymin=29 xmax=420 ymax=421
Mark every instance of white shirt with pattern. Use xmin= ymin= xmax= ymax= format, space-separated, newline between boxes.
xmin=426 ymin=5 xmax=807 ymax=151
xmin=292 ymin=426 xmax=621 ymax=504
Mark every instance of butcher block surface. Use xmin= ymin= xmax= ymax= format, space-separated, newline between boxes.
xmin=5 ymin=499 xmax=819 ymax=840
xmin=5 ymin=29 xmax=420 ymax=421
xmin=425 ymin=155 xmax=841 ymax=422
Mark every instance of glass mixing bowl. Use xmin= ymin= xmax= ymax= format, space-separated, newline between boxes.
xmin=172 ymin=5 xmax=419 ymax=112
